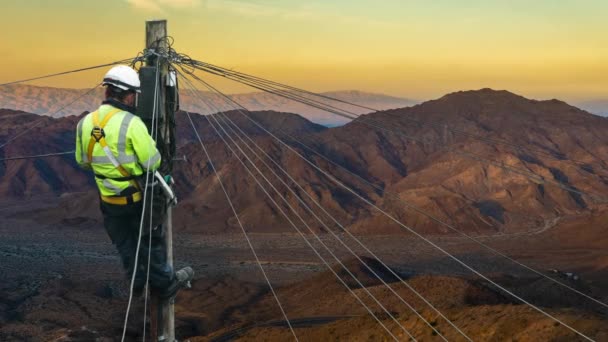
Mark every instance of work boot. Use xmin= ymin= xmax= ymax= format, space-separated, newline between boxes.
xmin=159 ymin=266 xmax=194 ymax=299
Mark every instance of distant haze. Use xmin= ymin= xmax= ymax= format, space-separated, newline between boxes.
xmin=575 ymin=99 xmax=608 ymax=117
xmin=0 ymin=85 xmax=417 ymax=126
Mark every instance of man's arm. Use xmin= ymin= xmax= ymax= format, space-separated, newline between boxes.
xmin=74 ymin=118 xmax=91 ymax=170
xmin=129 ymin=116 xmax=162 ymax=171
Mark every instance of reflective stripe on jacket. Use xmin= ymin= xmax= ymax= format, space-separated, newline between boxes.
xmin=75 ymin=104 xmax=161 ymax=197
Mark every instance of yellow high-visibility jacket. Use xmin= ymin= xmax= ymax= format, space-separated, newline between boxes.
xmin=75 ymin=103 xmax=161 ymax=197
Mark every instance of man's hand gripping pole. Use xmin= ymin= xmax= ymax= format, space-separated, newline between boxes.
xmin=154 ymin=171 xmax=177 ymax=206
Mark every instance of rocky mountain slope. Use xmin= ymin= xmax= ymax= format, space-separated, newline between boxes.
xmin=0 ymin=109 xmax=89 ymax=197
xmin=2 ymin=89 xmax=608 ymax=235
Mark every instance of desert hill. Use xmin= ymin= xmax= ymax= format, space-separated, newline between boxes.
xmin=0 ymin=109 xmax=89 ymax=197
xmin=305 ymin=88 xmax=608 ymax=234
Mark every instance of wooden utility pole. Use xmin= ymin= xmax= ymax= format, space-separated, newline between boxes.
xmin=143 ymin=19 xmax=177 ymax=342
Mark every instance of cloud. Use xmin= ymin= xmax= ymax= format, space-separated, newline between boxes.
xmin=205 ymin=0 xmax=398 ymax=29
xmin=127 ymin=0 xmax=201 ymax=12
xmin=126 ymin=0 xmax=396 ymax=28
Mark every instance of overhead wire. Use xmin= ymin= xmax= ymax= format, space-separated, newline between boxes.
xmin=178 ymin=69 xmax=470 ymax=340
xmin=213 ymin=107 xmax=457 ymax=340
xmin=229 ymin=71 xmax=606 ymax=202
xmin=0 ymin=150 xmax=74 ymax=162
xmin=178 ymin=74 xmax=411 ymax=341
xmin=176 ymin=65 xmax=596 ymax=341
xmin=0 ymin=83 xmax=103 ymax=151
xmin=142 ymin=58 xmax=163 ymax=342
xmin=204 ymin=110 xmax=409 ymax=341
xmin=201 ymin=67 xmax=606 ymax=202
xmin=4 ymin=41 xmax=598 ymax=339
xmin=121 ymin=58 xmax=161 ymax=342
xmin=188 ymin=61 xmax=608 ymax=203
xmin=0 ymin=58 xmax=138 ymax=87
xmin=0 ymin=55 xmax=150 ymax=152
xmin=181 ymin=61 xmax=608 ymax=311
xmin=185 ymin=109 xmax=300 ymax=342
xmin=0 ymin=52 xmax=160 ymax=340
xmin=153 ymin=39 xmax=299 ymax=340
xmin=179 ymin=74 xmax=408 ymax=340
xmin=278 ymin=128 xmax=608 ymax=310
xmin=0 ymin=54 xmax=163 ymax=340
xmin=194 ymin=60 xmax=608 ymax=173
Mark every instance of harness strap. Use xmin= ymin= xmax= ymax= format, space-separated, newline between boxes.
xmin=86 ymin=108 xmax=141 ymax=192
xmin=86 ymin=108 xmax=122 ymax=163
xmin=94 ymin=173 xmax=141 ymax=182
xmin=101 ymin=192 xmax=142 ymax=205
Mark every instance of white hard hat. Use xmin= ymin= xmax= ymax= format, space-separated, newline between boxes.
xmin=103 ymin=65 xmax=141 ymax=93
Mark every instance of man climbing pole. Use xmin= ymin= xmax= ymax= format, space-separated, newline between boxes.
xmin=75 ymin=65 xmax=193 ymax=299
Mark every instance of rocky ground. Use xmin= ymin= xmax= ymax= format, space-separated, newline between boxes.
xmin=0 ymin=197 xmax=606 ymax=341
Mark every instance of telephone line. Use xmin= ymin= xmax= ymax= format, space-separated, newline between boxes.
xmin=179 ymin=75 xmax=410 ymax=341
xmin=0 ymin=150 xmax=74 ymax=162
xmin=186 ymin=108 xmax=300 ymax=341
xmin=0 ymin=58 xmax=139 ymax=87
xmin=194 ymin=60 xmax=608 ymax=172
xmin=187 ymin=63 xmax=608 ymax=203
xmin=177 ymin=67 xmax=595 ymax=341
xmin=179 ymin=69 xmax=471 ymax=340
xmin=191 ymin=67 xmax=608 ymax=310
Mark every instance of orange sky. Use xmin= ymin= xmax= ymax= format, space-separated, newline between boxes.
xmin=1 ymin=0 xmax=607 ymax=102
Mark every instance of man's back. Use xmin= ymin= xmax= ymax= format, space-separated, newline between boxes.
xmin=75 ymin=102 xmax=161 ymax=197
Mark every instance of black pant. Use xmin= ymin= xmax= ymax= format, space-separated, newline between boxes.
xmin=100 ymin=200 xmax=173 ymax=292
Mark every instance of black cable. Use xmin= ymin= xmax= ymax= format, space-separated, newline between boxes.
xmin=0 ymin=54 xmax=153 ymax=152
xmin=0 ymin=58 xmax=138 ymax=87
xmin=177 ymin=70 xmax=597 ymax=341
xmin=195 ymin=60 xmax=608 ymax=171
xmin=179 ymin=74 xmax=402 ymax=341
xmin=0 ymin=83 xmax=103 ymax=150
xmin=182 ymin=62 xmax=608 ymax=203
xmin=276 ymin=130 xmax=608 ymax=310
xmin=179 ymin=65 xmax=608 ymax=311
xmin=0 ymin=151 xmax=74 ymax=162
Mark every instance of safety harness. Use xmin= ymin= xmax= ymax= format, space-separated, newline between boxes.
xmin=86 ymin=108 xmax=142 ymax=205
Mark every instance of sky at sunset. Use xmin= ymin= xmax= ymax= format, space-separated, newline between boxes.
xmin=1 ymin=0 xmax=607 ymax=102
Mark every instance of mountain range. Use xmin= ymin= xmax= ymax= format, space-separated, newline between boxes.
xmin=4 ymin=83 xmax=607 ymax=123
xmin=0 ymin=85 xmax=416 ymax=126
xmin=1 ymin=88 xmax=607 ymax=236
